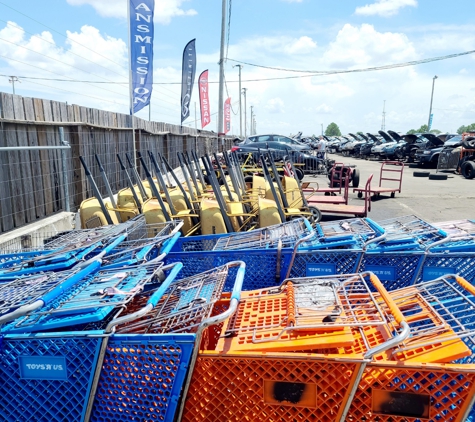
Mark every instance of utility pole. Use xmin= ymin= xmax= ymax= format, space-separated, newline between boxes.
xmin=8 ymin=76 xmax=19 ymax=95
xmin=242 ymin=88 xmax=247 ymax=137
xmin=428 ymin=75 xmax=438 ymax=130
xmin=321 ymin=123 xmax=323 ymax=136
xmin=381 ymin=100 xmax=386 ymax=131
xmin=250 ymin=106 xmax=253 ymax=136
xmin=233 ymin=64 xmax=243 ymax=137
xmin=217 ymin=0 xmax=226 ymax=145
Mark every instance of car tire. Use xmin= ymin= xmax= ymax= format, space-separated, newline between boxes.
xmin=408 ymin=163 xmax=419 ymax=168
xmin=428 ymin=173 xmax=447 ymax=180
xmin=461 ymin=161 xmax=475 ymax=179
xmin=352 ymin=169 xmax=360 ymax=188
xmin=413 ymin=171 xmax=430 ymax=177
xmin=462 ymin=139 xmax=475 ymax=149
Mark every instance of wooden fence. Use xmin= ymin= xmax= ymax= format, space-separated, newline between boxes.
xmin=0 ymin=92 xmax=236 ymax=234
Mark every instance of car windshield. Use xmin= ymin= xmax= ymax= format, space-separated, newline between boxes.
xmin=274 ymin=135 xmax=298 ymax=144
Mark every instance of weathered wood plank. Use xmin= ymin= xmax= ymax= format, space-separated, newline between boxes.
xmin=13 ymin=95 xmax=37 ymax=222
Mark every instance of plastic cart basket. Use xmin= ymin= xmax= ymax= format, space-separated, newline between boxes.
xmin=100 ymin=221 xmax=183 ymax=269
xmin=0 ymin=233 xmax=127 ymax=282
xmin=86 ymin=261 xmax=245 ymax=422
xmin=365 ymin=214 xmax=448 ymax=252
xmin=0 ymin=220 xmax=138 ymax=270
xmin=429 ymin=219 xmax=475 ymax=253
xmin=179 ymin=273 xmax=475 ymax=422
xmin=0 ymin=262 xmax=184 ymax=422
xmin=166 ymin=218 xmax=371 ymax=290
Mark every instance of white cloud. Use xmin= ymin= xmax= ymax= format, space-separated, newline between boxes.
xmin=265 ymin=98 xmax=285 ymax=114
xmin=355 ymin=0 xmax=417 ymax=17
xmin=66 ymin=0 xmax=197 ymax=24
xmin=322 ymin=24 xmax=416 ymax=68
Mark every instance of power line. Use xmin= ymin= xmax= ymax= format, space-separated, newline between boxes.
xmin=227 ymin=49 xmax=475 ymax=75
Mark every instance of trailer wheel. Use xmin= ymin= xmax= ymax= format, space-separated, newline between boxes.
xmin=295 ymin=168 xmax=304 ymax=180
xmin=413 ymin=171 xmax=430 ymax=177
xmin=391 ymin=192 xmax=395 ymax=198
xmin=428 ymin=173 xmax=448 ymax=180
xmin=352 ymin=169 xmax=360 ymax=188
xmin=357 ymin=192 xmax=363 ymax=198
xmin=461 ymin=161 xmax=475 ymax=179
xmin=308 ymin=206 xmax=322 ymax=224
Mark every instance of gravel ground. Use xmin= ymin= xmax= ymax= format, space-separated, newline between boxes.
xmin=303 ymin=153 xmax=475 ymax=223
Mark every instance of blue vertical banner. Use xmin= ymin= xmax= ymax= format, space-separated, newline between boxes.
xmin=181 ymin=39 xmax=196 ymax=123
xmin=428 ymin=113 xmax=434 ymax=130
xmin=129 ymin=0 xmax=154 ymax=114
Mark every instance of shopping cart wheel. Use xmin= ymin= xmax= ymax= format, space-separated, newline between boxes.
xmin=308 ymin=206 xmax=322 ymax=224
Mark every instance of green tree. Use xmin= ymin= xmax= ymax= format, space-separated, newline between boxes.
xmin=406 ymin=124 xmax=440 ymax=134
xmin=457 ymin=123 xmax=475 ymax=134
xmin=325 ymin=122 xmax=341 ymax=136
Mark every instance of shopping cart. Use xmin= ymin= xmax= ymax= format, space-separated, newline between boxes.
xmin=0 ymin=261 xmax=184 ymax=422
xmin=100 ymin=220 xmax=183 ymax=269
xmin=0 ymin=261 xmax=246 ymax=422
xmin=357 ymin=215 xmax=451 ymax=289
xmin=180 ymin=272 xmax=475 ymax=422
xmin=0 ymin=233 xmax=127 ymax=282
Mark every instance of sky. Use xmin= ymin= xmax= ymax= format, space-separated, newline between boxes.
xmin=0 ymin=0 xmax=474 ymax=137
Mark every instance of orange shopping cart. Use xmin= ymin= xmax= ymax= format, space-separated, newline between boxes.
xmin=178 ymin=272 xmax=475 ymax=422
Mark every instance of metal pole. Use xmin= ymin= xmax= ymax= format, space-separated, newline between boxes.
xmin=428 ymin=75 xmax=438 ymax=129
xmin=242 ymin=88 xmax=247 ymax=137
xmin=234 ymin=64 xmax=243 ymax=137
xmin=321 ymin=123 xmax=323 ymax=136
xmin=217 ymin=0 xmax=226 ymax=146
xmin=59 ymin=127 xmax=70 ymax=212
xmin=250 ymin=106 xmax=253 ymax=135
xmin=127 ymin=0 xmax=136 ymax=169
xmin=194 ymin=102 xmax=197 ymax=131
xmin=8 ymin=76 xmax=19 ymax=95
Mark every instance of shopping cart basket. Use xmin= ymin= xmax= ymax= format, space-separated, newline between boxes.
xmin=100 ymin=220 xmax=183 ymax=269
xmin=180 ymin=272 xmax=475 ymax=422
xmin=0 ymin=262 xmax=185 ymax=422
xmin=166 ymin=217 xmax=369 ymax=290
xmin=0 ymin=233 xmax=127 ymax=282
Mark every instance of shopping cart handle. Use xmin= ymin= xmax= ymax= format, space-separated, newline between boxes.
xmin=159 ymin=232 xmax=182 ymax=256
xmin=104 ymin=262 xmax=184 ymax=332
xmin=303 ymin=218 xmax=314 ymax=233
xmin=230 ymin=261 xmax=246 ymax=301
xmin=364 ymin=321 xmax=410 ymax=359
xmin=146 ymin=262 xmax=184 ymax=307
xmin=365 ymin=272 xmax=406 ymax=325
xmin=364 ymin=218 xmax=386 ymax=237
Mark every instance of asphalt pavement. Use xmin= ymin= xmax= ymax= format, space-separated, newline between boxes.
xmin=304 ymin=153 xmax=475 ymax=223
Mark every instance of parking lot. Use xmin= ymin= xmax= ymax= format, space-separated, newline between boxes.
xmin=305 ymin=154 xmax=475 ymax=223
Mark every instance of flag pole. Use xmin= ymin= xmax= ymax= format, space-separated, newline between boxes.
xmin=127 ymin=0 xmax=136 ymax=169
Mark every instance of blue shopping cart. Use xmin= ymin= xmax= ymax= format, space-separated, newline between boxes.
xmin=0 ymin=260 xmax=245 ymax=422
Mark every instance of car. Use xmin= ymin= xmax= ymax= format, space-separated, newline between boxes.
xmin=370 ymin=131 xmax=395 ymax=159
xmin=414 ymin=133 xmax=456 ymax=168
xmin=231 ymin=141 xmax=331 ymax=176
xmin=240 ymin=134 xmax=310 ymax=150
xmin=401 ymin=133 xmax=426 ymax=162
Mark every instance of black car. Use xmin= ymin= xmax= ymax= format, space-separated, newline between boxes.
xmin=414 ymin=133 xmax=456 ymax=167
xmin=402 ymin=134 xmax=426 ymax=162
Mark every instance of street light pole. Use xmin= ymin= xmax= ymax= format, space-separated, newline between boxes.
xmin=234 ymin=64 xmax=243 ymax=138
xmin=428 ymin=75 xmax=438 ymax=130
xmin=250 ymin=106 xmax=253 ymax=136
xmin=242 ymin=88 xmax=247 ymax=137
xmin=8 ymin=76 xmax=19 ymax=95
xmin=217 ymin=0 xmax=226 ymax=145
